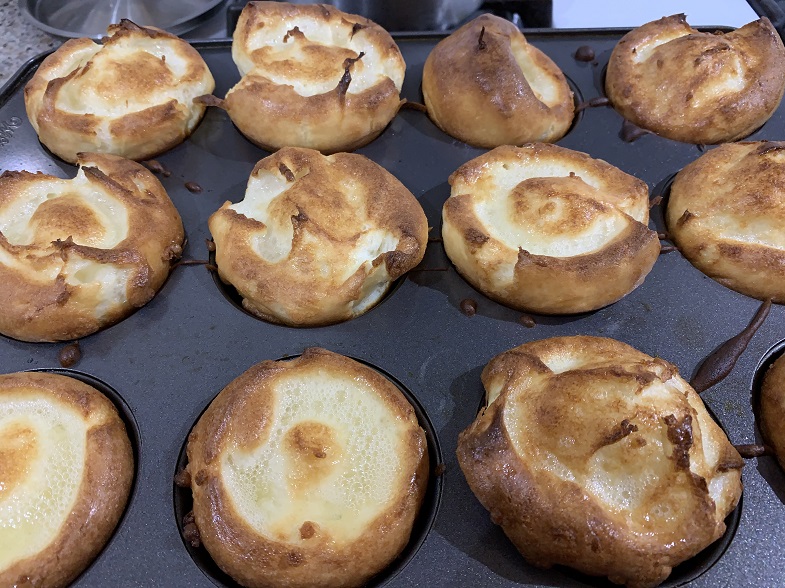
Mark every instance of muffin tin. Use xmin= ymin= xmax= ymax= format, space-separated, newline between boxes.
xmin=1 ymin=29 xmax=784 ymax=588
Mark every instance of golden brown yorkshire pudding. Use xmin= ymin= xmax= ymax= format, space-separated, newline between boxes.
xmin=222 ymin=1 xmax=405 ymax=153
xmin=208 ymin=147 xmax=428 ymax=326
xmin=24 ymin=20 xmax=215 ymax=163
xmin=442 ymin=144 xmax=659 ymax=314
xmin=0 ymin=371 xmax=133 ymax=588
xmin=0 ymin=153 xmax=184 ymax=342
xmin=185 ymin=348 xmax=429 ymax=588
xmin=457 ymin=336 xmax=743 ymax=588
xmin=422 ymin=14 xmax=574 ymax=148
xmin=667 ymin=141 xmax=785 ymax=302
xmin=606 ymin=15 xmax=785 ymax=144
xmin=761 ymin=353 xmax=785 ymax=469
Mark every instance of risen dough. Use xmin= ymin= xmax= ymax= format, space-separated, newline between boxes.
xmin=457 ymin=336 xmax=743 ymax=588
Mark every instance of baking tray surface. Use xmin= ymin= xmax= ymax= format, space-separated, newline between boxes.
xmin=0 ymin=30 xmax=783 ymax=588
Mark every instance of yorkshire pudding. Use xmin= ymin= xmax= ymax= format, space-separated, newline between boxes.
xmin=222 ymin=1 xmax=405 ymax=153
xmin=761 ymin=353 xmax=785 ymax=470
xmin=606 ymin=15 xmax=785 ymax=144
xmin=24 ymin=20 xmax=215 ymax=163
xmin=457 ymin=336 xmax=743 ymax=588
xmin=208 ymin=147 xmax=427 ymax=326
xmin=185 ymin=348 xmax=429 ymax=588
xmin=442 ymin=143 xmax=659 ymax=314
xmin=0 ymin=152 xmax=184 ymax=342
xmin=667 ymin=141 xmax=785 ymax=302
xmin=0 ymin=371 xmax=133 ymax=588
xmin=422 ymin=14 xmax=574 ymax=148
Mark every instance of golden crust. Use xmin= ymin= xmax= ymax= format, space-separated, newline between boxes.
xmin=209 ymin=147 xmax=427 ymax=326
xmin=223 ymin=1 xmax=405 ymax=153
xmin=442 ymin=144 xmax=659 ymax=314
xmin=667 ymin=141 xmax=785 ymax=302
xmin=0 ymin=371 xmax=133 ymax=588
xmin=186 ymin=348 xmax=429 ymax=588
xmin=760 ymin=353 xmax=785 ymax=469
xmin=422 ymin=14 xmax=574 ymax=148
xmin=606 ymin=15 xmax=785 ymax=144
xmin=457 ymin=336 xmax=743 ymax=588
xmin=0 ymin=152 xmax=184 ymax=342
xmin=24 ymin=20 xmax=215 ymax=163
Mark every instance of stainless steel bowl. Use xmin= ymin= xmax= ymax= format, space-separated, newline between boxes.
xmin=19 ymin=0 xmax=226 ymax=39
xmin=285 ymin=0 xmax=484 ymax=31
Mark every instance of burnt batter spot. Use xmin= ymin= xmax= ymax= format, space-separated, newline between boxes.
xmin=620 ymin=119 xmax=652 ymax=142
xmin=574 ymin=45 xmax=596 ymax=62
xmin=519 ymin=314 xmax=536 ymax=328
xmin=58 ymin=341 xmax=81 ymax=367
xmin=400 ymin=100 xmax=428 ymax=113
xmin=690 ymin=299 xmax=772 ymax=393
xmin=756 ymin=141 xmax=785 ymax=155
xmin=299 ymin=521 xmax=317 ymax=539
xmin=478 ymin=26 xmax=487 ymax=50
xmin=194 ymin=94 xmax=225 ymax=109
xmin=184 ymin=181 xmax=202 ymax=193
xmin=600 ymin=419 xmax=638 ymax=447
xmin=575 ymin=96 xmax=610 ymax=112
xmin=182 ymin=511 xmax=201 ymax=548
xmin=174 ymin=468 xmax=192 ymax=487
xmin=350 ymin=22 xmax=365 ymax=39
xmin=460 ymin=298 xmax=477 ymax=317
xmin=283 ymin=26 xmax=302 ymax=43
xmin=336 ymin=52 xmax=365 ymax=99
xmin=733 ymin=443 xmax=772 ymax=459
xmin=143 ymin=159 xmax=171 ymax=177
xmin=664 ymin=413 xmax=693 ymax=469
xmin=194 ymin=469 xmax=207 ymax=486
xmin=279 ymin=163 xmax=296 ymax=182
xmin=660 ymin=245 xmax=678 ymax=254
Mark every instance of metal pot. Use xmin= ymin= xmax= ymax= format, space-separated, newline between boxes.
xmin=285 ymin=0 xmax=484 ymax=31
xmin=19 ymin=0 xmax=226 ymax=38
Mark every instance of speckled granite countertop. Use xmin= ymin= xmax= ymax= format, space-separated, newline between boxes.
xmin=0 ymin=1 xmax=59 ymax=85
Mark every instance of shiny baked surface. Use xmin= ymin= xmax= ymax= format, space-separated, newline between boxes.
xmin=24 ymin=20 xmax=214 ymax=163
xmin=457 ymin=336 xmax=743 ymax=588
xmin=442 ymin=143 xmax=659 ymax=314
xmin=209 ymin=147 xmax=427 ymax=326
xmin=0 ymin=371 xmax=133 ymax=588
xmin=0 ymin=152 xmax=184 ymax=342
xmin=606 ymin=15 xmax=785 ymax=144
xmin=667 ymin=141 xmax=785 ymax=302
xmin=186 ymin=348 xmax=429 ymax=588
xmin=224 ymin=1 xmax=405 ymax=153
xmin=423 ymin=14 xmax=574 ymax=148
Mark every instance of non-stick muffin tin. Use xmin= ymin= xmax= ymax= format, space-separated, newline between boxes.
xmin=1 ymin=28 xmax=784 ymax=588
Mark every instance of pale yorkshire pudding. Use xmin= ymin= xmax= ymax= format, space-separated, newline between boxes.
xmin=442 ymin=144 xmax=659 ymax=314
xmin=606 ymin=15 xmax=785 ymax=144
xmin=457 ymin=336 xmax=743 ymax=588
xmin=761 ymin=353 xmax=785 ymax=469
xmin=222 ymin=1 xmax=405 ymax=153
xmin=0 ymin=371 xmax=133 ymax=588
xmin=24 ymin=19 xmax=215 ymax=163
xmin=667 ymin=141 xmax=785 ymax=302
xmin=185 ymin=348 xmax=429 ymax=588
xmin=422 ymin=14 xmax=574 ymax=148
xmin=0 ymin=152 xmax=184 ymax=342
xmin=209 ymin=147 xmax=428 ymax=326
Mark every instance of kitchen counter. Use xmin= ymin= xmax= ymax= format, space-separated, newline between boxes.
xmin=0 ymin=0 xmax=760 ymax=87
xmin=0 ymin=1 xmax=58 ymax=85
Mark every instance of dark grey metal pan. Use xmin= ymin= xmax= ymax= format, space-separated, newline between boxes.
xmin=0 ymin=31 xmax=783 ymax=587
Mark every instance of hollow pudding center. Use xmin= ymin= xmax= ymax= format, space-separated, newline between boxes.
xmin=221 ymin=371 xmax=406 ymax=544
